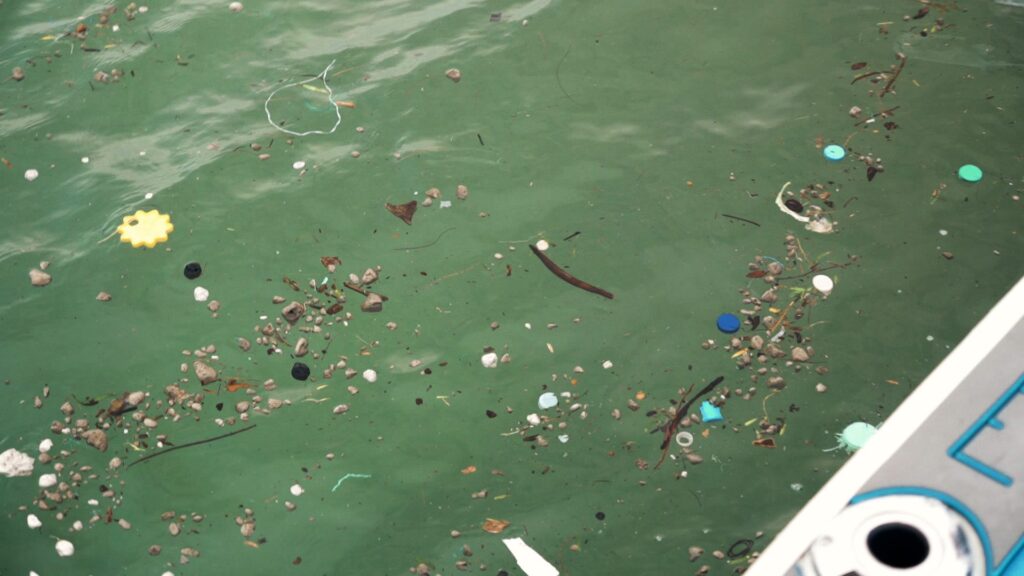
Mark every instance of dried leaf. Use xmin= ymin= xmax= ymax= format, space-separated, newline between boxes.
xmin=752 ymin=438 xmax=777 ymax=448
xmin=461 ymin=465 xmax=477 ymax=475
xmin=850 ymin=62 xmax=868 ymax=70
xmin=746 ymin=270 xmax=767 ymax=278
xmin=226 ymin=379 xmax=252 ymax=393
xmin=386 ymin=201 xmax=417 ymax=225
xmin=482 ymin=518 xmax=510 ymax=534
xmin=912 ymin=6 xmax=929 ymax=19
xmin=867 ymin=166 xmax=879 ymax=182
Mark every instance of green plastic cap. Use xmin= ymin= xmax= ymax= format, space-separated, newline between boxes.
xmin=958 ymin=164 xmax=982 ymax=183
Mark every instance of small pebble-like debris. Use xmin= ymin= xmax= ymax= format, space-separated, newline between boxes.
xmin=456 ymin=184 xmax=469 ymax=200
xmin=168 ymin=522 xmax=181 ymax=536
xmin=149 ymin=545 xmax=162 ymax=556
xmin=24 ymin=169 xmax=40 ymax=182
xmin=193 ymin=286 xmax=209 ymax=302
xmin=39 ymin=473 xmax=57 ymax=488
xmin=791 ymin=347 xmax=810 ymax=362
xmin=29 ymin=269 xmax=51 ymax=286
xmin=81 ymin=429 xmax=108 ymax=452
xmin=118 ymin=518 xmax=132 ymax=530
xmin=815 ymin=383 xmax=828 ymax=393
xmin=480 ymin=352 xmax=498 ymax=368
xmin=688 ymin=546 xmax=704 ymax=562
xmin=235 ymin=401 xmax=250 ymax=414
xmin=362 ymin=369 xmax=378 ymax=383
xmin=685 ymin=453 xmax=704 ymax=464
xmin=96 ymin=291 xmax=112 ymax=301
xmin=109 ymin=457 xmax=122 ymax=469
xmin=282 ymin=302 xmax=305 ymax=324
xmin=294 ymin=337 xmax=309 ymax=357
xmin=194 ymin=361 xmax=218 ymax=384
xmin=602 ymin=360 xmax=614 ymax=369
xmin=238 ymin=337 xmax=251 ymax=351
xmin=27 ymin=514 xmax=42 ymax=529
xmin=361 ymin=293 xmax=383 ymax=312
xmin=12 ymin=66 xmax=25 ymax=81
xmin=39 ymin=438 xmax=53 ymax=453
xmin=207 ymin=300 xmax=221 ymax=312
xmin=55 ymin=539 xmax=75 ymax=557
xmin=290 ymin=484 xmax=304 ymax=496
xmin=60 ymin=401 xmax=74 ymax=416
xmin=445 ymin=68 xmax=462 ymax=82
xmin=332 ymin=404 xmax=349 ymax=415
xmin=229 ymin=1 xmax=243 ymax=11
xmin=942 ymin=251 xmax=954 ymax=260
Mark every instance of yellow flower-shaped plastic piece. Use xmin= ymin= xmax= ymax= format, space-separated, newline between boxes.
xmin=117 ymin=209 xmax=174 ymax=248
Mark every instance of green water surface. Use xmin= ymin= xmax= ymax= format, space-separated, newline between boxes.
xmin=1 ymin=1 xmax=1022 ymax=575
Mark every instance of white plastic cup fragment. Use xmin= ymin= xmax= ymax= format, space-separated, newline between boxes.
xmin=480 ymin=352 xmax=498 ymax=368
xmin=812 ymin=275 xmax=834 ymax=296
xmin=193 ymin=286 xmax=210 ymax=302
xmin=24 ymin=169 xmax=39 ymax=182
xmin=292 ymin=161 xmax=306 ymax=170
xmin=39 ymin=439 xmax=53 ymax=453
xmin=537 ymin=393 xmax=558 ymax=410
xmin=526 ymin=413 xmax=541 ymax=426
xmin=601 ymin=360 xmax=614 ymax=370
xmin=289 ymin=483 xmax=304 ymax=496
xmin=361 ymin=369 xmax=377 ymax=383
xmin=55 ymin=539 xmax=74 ymax=557
xmin=535 ymin=240 xmax=550 ymax=251
xmin=229 ymin=1 xmax=243 ymax=11
xmin=27 ymin=514 xmax=42 ymax=529
xmin=38 ymin=473 xmax=57 ymax=488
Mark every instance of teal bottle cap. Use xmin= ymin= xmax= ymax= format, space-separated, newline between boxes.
xmin=824 ymin=145 xmax=846 ymax=162
xmin=958 ymin=164 xmax=982 ymax=182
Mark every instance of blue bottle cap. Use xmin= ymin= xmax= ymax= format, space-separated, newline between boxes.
xmin=700 ymin=400 xmax=723 ymax=423
xmin=823 ymin=144 xmax=846 ymax=162
xmin=958 ymin=164 xmax=982 ymax=183
xmin=717 ymin=313 xmax=740 ymax=334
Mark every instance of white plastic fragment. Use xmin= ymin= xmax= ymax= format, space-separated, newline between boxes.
xmin=601 ymin=360 xmax=613 ymax=370
xmin=526 ymin=413 xmax=541 ymax=426
xmin=38 ymin=474 xmax=57 ymax=488
xmin=292 ymin=161 xmax=306 ymax=170
xmin=27 ymin=514 xmax=42 ymax=529
xmin=362 ymin=369 xmax=378 ymax=383
xmin=229 ymin=1 xmax=243 ymax=11
xmin=55 ymin=539 xmax=75 ymax=557
xmin=439 ymin=200 xmax=452 ymax=209
xmin=289 ymin=483 xmax=304 ymax=496
xmin=535 ymin=240 xmax=550 ymax=251
xmin=39 ymin=439 xmax=53 ymax=454
xmin=0 ymin=448 xmax=34 ymax=477
xmin=775 ymin=182 xmax=809 ymax=223
xmin=193 ymin=286 xmax=209 ymax=302
xmin=24 ymin=169 xmax=39 ymax=181
xmin=537 ymin=393 xmax=558 ymax=410
xmin=81 ymin=156 xmax=90 ymax=163
xmin=812 ymin=275 xmax=834 ymax=296
xmin=502 ymin=537 xmax=559 ymax=576
xmin=557 ymin=434 xmax=569 ymax=444
xmin=480 ymin=352 xmax=498 ymax=368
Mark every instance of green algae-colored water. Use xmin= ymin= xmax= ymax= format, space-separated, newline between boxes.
xmin=1 ymin=1 xmax=1022 ymax=575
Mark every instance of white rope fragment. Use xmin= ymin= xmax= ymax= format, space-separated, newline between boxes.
xmin=264 ymin=59 xmax=342 ymax=136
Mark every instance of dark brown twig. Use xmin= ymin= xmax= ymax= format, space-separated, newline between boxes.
xmin=655 ymin=376 xmax=724 ymax=469
xmin=343 ymin=282 xmax=389 ymax=302
xmin=721 ymin=213 xmax=761 ymax=227
xmin=879 ymin=53 xmax=907 ymax=98
xmin=529 ymin=244 xmax=613 ymax=299
xmin=128 ymin=424 xmax=257 ymax=468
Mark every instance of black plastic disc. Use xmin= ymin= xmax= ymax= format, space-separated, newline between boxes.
xmin=291 ymin=362 xmax=310 ymax=381
xmin=183 ymin=262 xmax=202 ymax=280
